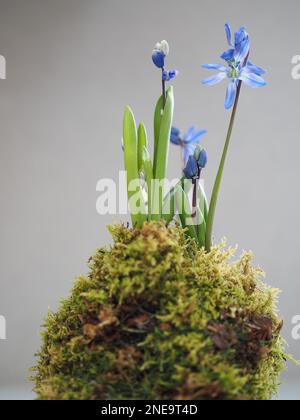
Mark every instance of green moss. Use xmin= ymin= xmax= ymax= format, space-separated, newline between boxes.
xmin=32 ymin=222 xmax=288 ymax=400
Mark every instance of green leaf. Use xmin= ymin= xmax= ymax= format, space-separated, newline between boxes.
xmin=153 ymin=95 xmax=164 ymax=177
xmin=197 ymin=183 xmax=208 ymax=248
xmin=142 ymin=146 xmax=153 ymax=220
xmin=152 ymin=87 xmax=174 ymax=218
xmin=138 ymin=123 xmax=148 ymax=173
xmin=154 ymin=87 xmax=174 ymax=181
xmin=197 ymin=211 xmax=206 ymax=248
xmin=162 ymin=187 xmax=176 ymax=224
xmin=176 ymin=178 xmax=207 ymax=246
xmin=123 ymin=106 xmax=147 ymax=228
xmin=161 ymin=178 xmax=185 ymax=224
xmin=175 ymin=185 xmax=198 ymax=242
xmin=199 ymin=182 xmax=209 ymax=222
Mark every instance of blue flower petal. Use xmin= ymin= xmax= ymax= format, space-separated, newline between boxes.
xmin=152 ymin=49 xmax=165 ymax=68
xmin=203 ymin=24 xmax=266 ymax=107
xmin=170 ymin=127 xmax=181 ymax=145
xmin=225 ymin=23 xmax=233 ymax=47
xmin=221 ymin=49 xmax=235 ymax=61
xmin=239 ymin=68 xmax=267 ymax=88
xmin=171 ymin=127 xmax=180 ymax=136
xmin=183 ymin=145 xmax=196 ymax=166
xmin=185 ymin=130 xmax=207 ymax=145
xmin=202 ymin=72 xmax=227 ymax=86
xmin=202 ymin=63 xmax=228 ymax=71
xmin=225 ymin=80 xmax=238 ymax=109
xmin=234 ymin=38 xmax=250 ymax=64
xmin=184 ymin=126 xmax=196 ymax=141
xmin=235 ymin=27 xmax=248 ymax=46
xmin=171 ymin=138 xmax=181 ymax=146
xmin=247 ymin=61 xmax=266 ymax=76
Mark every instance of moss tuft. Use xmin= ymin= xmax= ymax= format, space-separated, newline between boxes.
xmin=32 ymin=222 xmax=288 ymax=400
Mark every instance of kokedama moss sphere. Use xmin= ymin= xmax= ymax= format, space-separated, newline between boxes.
xmin=33 ymin=222 xmax=287 ymax=400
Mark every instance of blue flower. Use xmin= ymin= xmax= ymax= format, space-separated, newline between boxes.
xmin=221 ymin=24 xmax=250 ymax=62
xmin=183 ymin=147 xmax=208 ymax=179
xmin=197 ymin=148 xmax=208 ymax=169
xmin=202 ymin=24 xmax=267 ymax=109
xmin=170 ymin=126 xmax=207 ymax=165
xmin=183 ymin=155 xmax=199 ymax=179
xmin=152 ymin=40 xmax=169 ymax=69
xmin=153 ymin=40 xmax=179 ymax=83
xmin=162 ymin=70 xmax=179 ymax=82
xmin=152 ymin=49 xmax=165 ymax=68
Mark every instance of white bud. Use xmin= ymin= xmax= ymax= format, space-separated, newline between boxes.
xmin=194 ymin=144 xmax=202 ymax=161
xmin=160 ymin=40 xmax=170 ymax=56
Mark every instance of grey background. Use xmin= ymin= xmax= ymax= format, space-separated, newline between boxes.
xmin=0 ymin=0 xmax=299 ymax=400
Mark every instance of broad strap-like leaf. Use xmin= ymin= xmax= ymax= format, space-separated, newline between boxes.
xmin=138 ymin=123 xmax=148 ymax=173
xmin=153 ymin=87 xmax=174 ymax=217
xmin=153 ymin=95 xmax=164 ymax=177
xmin=162 ymin=178 xmax=185 ymax=224
xmin=197 ymin=208 xmax=206 ymax=248
xmin=142 ymin=146 xmax=153 ymax=220
xmin=197 ymin=183 xmax=208 ymax=248
xmin=198 ymin=182 xmax=209 ymax=222
xmin=123 ymin=106 xmax=147 ymax=228
xmin=162 ymin=186 xmax=176 ymax=225
xmin=175 ymin=185 xmax=198 ymax=242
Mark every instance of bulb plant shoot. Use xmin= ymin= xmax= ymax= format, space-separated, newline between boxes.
xmin=123 ymin=26 xmax=266 ymax=251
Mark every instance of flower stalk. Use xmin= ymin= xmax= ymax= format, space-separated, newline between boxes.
xmin=203 ymin=32 xmax=256 ymax=251
xmin=162 ymin=68 xmax=166 ymax=108
xmin=205 ymin=80 xmax=242 ymax=251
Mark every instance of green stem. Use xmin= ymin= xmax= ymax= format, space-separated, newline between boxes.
xmin=162 ymin=68 xmax=166 ymax=108
xmin=205 ymin=82 xmax=242 ymax=252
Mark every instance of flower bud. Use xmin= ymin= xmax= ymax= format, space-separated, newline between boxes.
xmin=183 ymin=156 xmax=198 ymax=179
xmin=162 ymin=70 xmax=179 ymax=82
xmin=197 ymin=149 xmax=208 ymax=169
xmin=159 ymin=40 xmax=170 ymax=56
xmin=168 ymin=69 xmax=179 ymax=80
xmin=152 ymin=49 xmax=165 ymax=68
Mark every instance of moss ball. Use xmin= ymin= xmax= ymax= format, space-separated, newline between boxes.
xmin=32 ymin=222 xmax=287 ymax=400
